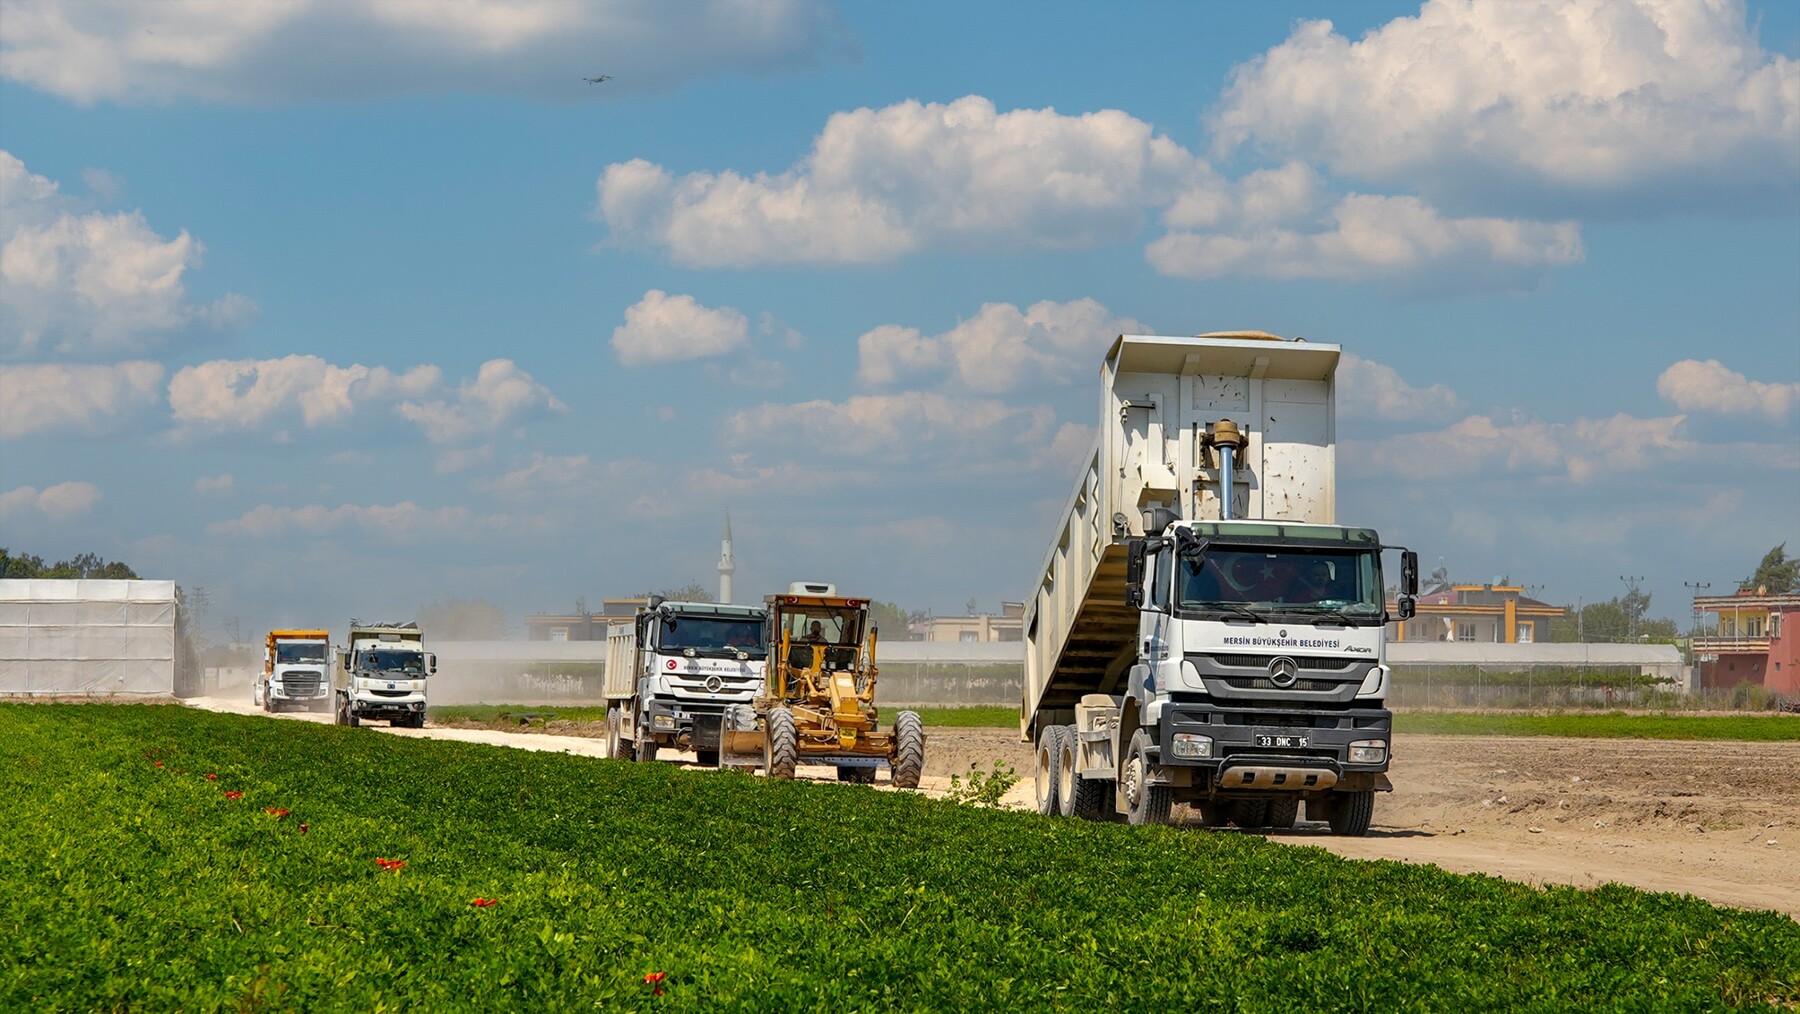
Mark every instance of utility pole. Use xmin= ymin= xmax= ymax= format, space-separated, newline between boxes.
xmin=1619 ymin=575 xmax=1645 ymax=642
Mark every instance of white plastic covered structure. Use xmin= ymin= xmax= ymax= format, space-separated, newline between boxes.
xmin=0 ymin=579 xmax=181 ymax=696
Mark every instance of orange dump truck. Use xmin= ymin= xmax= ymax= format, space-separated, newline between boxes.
xmin=257 ymin=629 xmax=332 ymax=713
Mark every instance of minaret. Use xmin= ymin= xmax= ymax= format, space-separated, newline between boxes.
xmin=717 ymin=513 xmax=736 ymax=604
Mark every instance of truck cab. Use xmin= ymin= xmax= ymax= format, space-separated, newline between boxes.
xmin=258 ymin=629 xmax=332 ymax=713
xmin=335 ymin=621 xmax=434 ymax=728
xmin=606 ymin=600 xmax=767 ymax=764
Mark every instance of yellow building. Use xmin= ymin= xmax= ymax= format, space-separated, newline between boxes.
xmin=1387 ymin=584 xmax=1565 ymax=644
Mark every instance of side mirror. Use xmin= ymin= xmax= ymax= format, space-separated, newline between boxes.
xmin=1401 ymin=550 xmax=1419 ymax=596
xmin=1125 ymin=539 xmax=1146 ymax=609
xmin=340 ymin=653 xmax=349 ymax=672
xmin=1398 ymin=596 xmax=1416 ymax=621
xmin=428 ymin=653 xmax=437 ymax=675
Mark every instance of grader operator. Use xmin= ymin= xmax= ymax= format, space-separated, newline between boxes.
xmin=719 ymin=583 xmax=925 ymax=788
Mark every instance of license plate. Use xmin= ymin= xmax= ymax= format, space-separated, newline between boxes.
xmin=1255 ymin=733 xmax=1309 ymax=749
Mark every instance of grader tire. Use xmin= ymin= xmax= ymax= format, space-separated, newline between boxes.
xmin=765 ymin=708 xmax=798 ymax=780
xmin=891 ymin=710 xmax=925 ymax=789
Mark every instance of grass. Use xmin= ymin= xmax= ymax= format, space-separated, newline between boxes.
xmin=908 ymin=705 xmax=1017 ymax=728
xmin=1395 ymin=710 xmax=1800 ymax=741
xmin=3 ymin=702 xmax=1797 ymax=1011
xmin=428 ymin=703 xmax=610 ymax=725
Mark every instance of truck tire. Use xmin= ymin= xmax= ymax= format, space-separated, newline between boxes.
xmin=1265 ymin=797 xmax=1300 ymax=830
xmin=765 ymin=707 xmax=798 ymax=780
xmin=837 ymin=765 xmax=875 ymax=784
xmin=637 ymin=734 xmax=660 ymax=763
xmin=1058 ymin=726 xmax=1107 ymax=819
xmin=605 ymin=710 xmax=635 ymax=761
xmin=1122 ymin=729 xmax=1172 ymax=826
xmin=1229 ymin=799 xmax=1270 ymax=828
xmin=891 ymin=711 xmax=924 ymax=789
xmin=1327 ymin=789 xmax=1375 ymax=837
xmin=1034 ymin=725 xmax=1064 ymax=815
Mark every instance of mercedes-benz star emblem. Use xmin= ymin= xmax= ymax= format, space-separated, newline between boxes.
xmin=1268 ymin=656 xmax=1300 ymax=688
xmin=705 ymin=676 xmax=724 ymax=693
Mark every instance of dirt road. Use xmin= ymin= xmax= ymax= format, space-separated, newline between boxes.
xmin=185 ymin=696 xmax=1799 ymax=918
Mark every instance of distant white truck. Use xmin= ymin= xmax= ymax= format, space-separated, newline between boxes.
xmin=334 ymin=620 xmax=433 ymax=728
xmin=605 ymin=598 xmax=767 ymax=764
xmin=1023 ymin=332 xmax=1418 ymax=834
xmin=255 ymin=629 xmax=331 ymax=713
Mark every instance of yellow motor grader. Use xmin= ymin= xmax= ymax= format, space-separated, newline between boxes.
xmin=719 ymin=583 xmax=924 ymax=788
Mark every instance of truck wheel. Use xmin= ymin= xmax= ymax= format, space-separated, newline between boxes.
xmin=1058 ymin=726 xmax=1106 ymax=819
xmin=1034 ymin=725 xmax=1064 ymax=815
xmin=637 ymin=733 xmax=660 ymax=763
xmin=1194 ymin=802 xmax=1231 ymax=828
xmin=1327 ymin=790 xmax=1375 ymax=837
xmin=1122 ymin=729 xmax=1172 ymax=826
xmin=891 ymin=711 xmax=924 ymax=789
xmin=1229 ymin=799 xmax=1270 ymax=828
xmin=605 ymin=710 xmax=635 ymax=761
xmin=1265 ymin=797 xmax=1300 ymax=830
xmin=837 ymin=766 xmax=875 ymax=784
xmin=765 ymin=707 xmax=798 ymax=780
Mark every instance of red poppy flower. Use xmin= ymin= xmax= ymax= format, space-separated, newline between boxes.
xmin=374 ymin=858 xmax=406 ymax=872
xmin=264 ymin=807 xmax=290 ymax=819
xmin=299 ymin=823 xmax=309 ymax=834
xmin=470 ymin=898 xmax=496 ymax=908
xmin=154 ymin=761 xmax=164 ymax=768
xmin=205 ymin=773 xmax=217 ymax=780
xmin=224 ymin=790 xmax=244 ymax=800
xmin=643 ymin=972 xmax=666 ymax=984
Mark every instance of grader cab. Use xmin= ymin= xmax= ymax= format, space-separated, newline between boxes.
xmin=719 ymin=584 xmax=924 ymax=788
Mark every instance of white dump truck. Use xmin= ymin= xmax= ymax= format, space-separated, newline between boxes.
xmin=605 ymin=598 xmax=767 ymax=764
xmin=334 ymin=620 xmax=433 ymax=728
xmin=1023 ymin=332 xmax=1418 ymax=834
xmin=256 ymin=628 xmax=332 ymax=713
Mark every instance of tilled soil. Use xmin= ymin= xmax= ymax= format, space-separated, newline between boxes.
xmin=183 ymin=695 xmax=1799 ymax=918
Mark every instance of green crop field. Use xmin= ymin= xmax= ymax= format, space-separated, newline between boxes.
xmin=1395 ymin=710 xmax=1800 ymax=741
xmin=4 ymin=704 xmax=1796 ymax=1011
xmin=428 ymin=703 xmax=611 ymax=725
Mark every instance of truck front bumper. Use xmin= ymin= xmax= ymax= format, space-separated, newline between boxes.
xmin=349 ymin=695 xmax=426 ymax=717
xmin=1157 ymin=701 xmax=1392 ymax=792
xmin=645 ymin=697 xmax=752 ymax=750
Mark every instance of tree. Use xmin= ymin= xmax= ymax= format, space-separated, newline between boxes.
xmin=1549 ymin=595 xmax=1680 ymax=643
xmin=418 ymin=598 xmax=509 ymax=640
xmin=636 ymin=583 xmax=713 ymax=603
xmin=868 ymin=601 xmax=918 ymax=640
xmin=0 ymin=547 xmax=138 ymax=579
xmin=1745 ymin=543 xmax=1798 ymax=594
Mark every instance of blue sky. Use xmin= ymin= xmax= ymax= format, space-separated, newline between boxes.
xmin=2 ymin=0 xmax=1796 ymax=637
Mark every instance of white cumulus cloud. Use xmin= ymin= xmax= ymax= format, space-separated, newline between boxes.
xmin=1210 ymin=0 xmax=1800 ymax=214
xmin=0 ymin=151 xmax=254 ymax=358
xmin=1352 ymin=411 xmax=1695 ymax=483
xmin=0 ymin=360 xmax=163 ymax=437
xmin=395 ymin=359 xmax=566 ymax=444
xmin=1657 ymin=358 xmax=1798 ymax=419
xmin=0 ymin=480 xmax=101 ymax=520
xmin=611 ymin=290 xmax=750 ymax=367
xmin=1336 ymin=354 xmax=1464 ymax=422
xmin=856 ymin=298 xmax=1147 ymax=394
xmin=0 ymin=0 xmax=852 ymax=105
xmin=596 ymin=95 xmax=1204 ymax=267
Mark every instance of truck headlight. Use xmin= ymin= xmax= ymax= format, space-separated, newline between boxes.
xmin=1170 ymin=733 xmax=1213 ymax=759
xmin=1348 ymin=739 xmax=1387 ymax=764
xmin=652 ymin=715 xmax=676 ymax=730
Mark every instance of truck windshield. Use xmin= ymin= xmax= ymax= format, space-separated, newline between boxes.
xmin=363 ymin=649 xmax=424 ymax=675
xmin=275 ymin=643 xmax=327 ymax=664
xmin=1176 ymin=545 xmax=1382 ymax=622
xmin=657 ymin=616 xmax=767 ymax=659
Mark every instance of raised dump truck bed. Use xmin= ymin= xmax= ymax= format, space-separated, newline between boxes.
xmin=1022 ymin=333 xmax=1341 ymax=738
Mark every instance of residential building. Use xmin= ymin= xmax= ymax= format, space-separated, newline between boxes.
xmin=1691 ymin=589 xmax=1799 ymax=695
xmin=524 ymin=598 xmax=646 ymax=641
xmin=1387 ymin=584 xmax=1565 ymax=644
xmin=915 ymin=601 xmax=1026 ymax=643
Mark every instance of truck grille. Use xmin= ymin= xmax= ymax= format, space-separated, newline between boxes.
xmin=281 ymin=670 xmax=323 ymax=695
xmin=1217 ymin=676 xmax=1343 ymax=692
xmin=371 ymin=689 xmax=412 ymax=698
xmin=1208 ymin=654 xmax=1355 ymax=671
